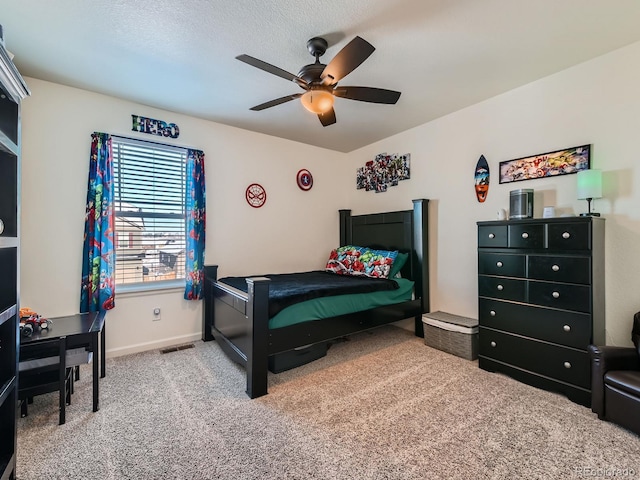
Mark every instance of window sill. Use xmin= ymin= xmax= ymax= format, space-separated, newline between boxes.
xmin=117 ymin=280 xmax=185 ymax=296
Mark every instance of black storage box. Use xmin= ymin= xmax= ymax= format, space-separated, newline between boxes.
xmin=268 ymin=342 xmax=328 ymax=373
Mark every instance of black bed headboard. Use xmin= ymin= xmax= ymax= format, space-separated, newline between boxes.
xmin=339 ymin=199 xmax=429 ymax=311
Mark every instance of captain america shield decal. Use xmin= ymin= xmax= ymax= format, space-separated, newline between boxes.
xmin=296 ymin=169 xmax=313 ymax=191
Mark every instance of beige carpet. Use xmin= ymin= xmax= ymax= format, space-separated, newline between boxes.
xmin=16 ymin=325 xmax=640 ymax=480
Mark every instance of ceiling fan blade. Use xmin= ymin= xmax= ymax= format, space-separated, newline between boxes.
xmin=250 ymin=93 xmax=303 ymax=111
xmin=333 ymin=86 xmax=401 ymax=104
xmin=321 ymin=36 xmax=375 ymax=85
xmin=318 ymin=108 xmax=336 ymax=127
xmin=236 ymin=54 xmax=308 ymax=88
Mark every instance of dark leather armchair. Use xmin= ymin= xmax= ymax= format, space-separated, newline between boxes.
xmin=588 ymin=311 xmax=640 ymax=435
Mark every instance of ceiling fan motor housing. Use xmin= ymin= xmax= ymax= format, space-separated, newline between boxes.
xmin=299 ymin=37 xmax=331 ymax=85
xmin=297 ymin=63 xmax=327 ymax=85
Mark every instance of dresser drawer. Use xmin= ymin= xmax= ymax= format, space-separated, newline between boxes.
xmin=478 ymin=225 xmax=507 ymax=247
xmin=479 ymin=328 xmax=590 ymax=389
xmin=478 ymin=276 xmax=525 ymax=302
xmin=527 ymin=255 xmax=591 ymax=284
xmin=547 ymin=222 xmax=590 ymax=250
xmin=508 ymin=223 xmax=544 ymax=249
xmin=478 ymin=253 xmax=525 ymax=277
xmin=528 ymin=280 xmax=591 ymax=313
xmin=478 ymin=298 xmax=592 ymax=349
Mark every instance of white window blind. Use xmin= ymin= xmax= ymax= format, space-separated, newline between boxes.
xmin=112 ymin=136 xmax=187 ymax=286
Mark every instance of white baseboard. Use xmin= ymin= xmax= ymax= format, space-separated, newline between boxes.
xmin=107 ymin=320 xmax=415 ymax=359
xmin=106 ymin=332 xmax=203 ymax=358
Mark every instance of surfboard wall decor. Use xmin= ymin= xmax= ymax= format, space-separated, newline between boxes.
xmin=475 ymin=155 xmax=490 ymax=203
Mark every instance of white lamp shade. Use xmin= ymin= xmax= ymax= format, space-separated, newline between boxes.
xmin=576 ymin=169 xmax=602 ymax=200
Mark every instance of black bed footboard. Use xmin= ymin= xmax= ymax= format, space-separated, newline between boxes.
xmin=203 ymin=265 xmax=272 ymax=398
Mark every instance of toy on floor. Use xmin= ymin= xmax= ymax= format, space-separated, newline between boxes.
xmin=19 ymin=307 xmax=51 ymax=338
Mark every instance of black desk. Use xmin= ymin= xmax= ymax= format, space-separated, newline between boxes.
xmin=20 ymin=311 xmax=106 ymax=412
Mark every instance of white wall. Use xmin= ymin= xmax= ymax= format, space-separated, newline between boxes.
xmin=20 ymin=39 xmax=640 ymax=356
xmin=19 ymin=78 xmax=349 ymax=356
xmin=346 ymin=40 xmax=640 ymax=347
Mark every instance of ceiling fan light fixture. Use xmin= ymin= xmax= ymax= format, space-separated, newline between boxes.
xmin=300 ymin=89 xmax=334 ymax=114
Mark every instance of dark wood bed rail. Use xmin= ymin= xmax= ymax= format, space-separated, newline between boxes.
xmin=202 ymin=199 xmax=430 ymax=398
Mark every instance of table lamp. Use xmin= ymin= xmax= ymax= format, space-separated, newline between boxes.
xmin=576 ymin=169 xmax=602 ymax=217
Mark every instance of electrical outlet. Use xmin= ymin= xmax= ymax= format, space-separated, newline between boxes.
xmin=153 ymin=307 xmax=161 ymax=321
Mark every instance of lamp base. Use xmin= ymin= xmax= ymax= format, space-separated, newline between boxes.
xmin=580 ymin=197 xmax=601 ymax=217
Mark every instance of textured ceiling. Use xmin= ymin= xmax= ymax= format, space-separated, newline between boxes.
xmin=2 ymin=0 xmax=640 ymax=152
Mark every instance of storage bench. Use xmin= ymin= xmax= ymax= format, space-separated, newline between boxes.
xmin=422 ymin=311 xmax=478 ymax=360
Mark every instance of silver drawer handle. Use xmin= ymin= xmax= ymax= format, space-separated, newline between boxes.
xmin=552 ymin=291 xmax=560 ymax=299
xmin=496 ymin=261 xmax=503 ymax=267
xmin=490 ymin=310 xmax=496 ymax=317
xmin=521 ymin=232 xmax=529 ymax=239
xmin=552 ymin=265 xmax=560 ymax=272
xmin=490 ymin=341 xmax=497 ymax=348
xmin=564 ymin=362 xmax=572 ymax=369
xmin=562 ymin=232 xmax=571 ymax=239
xmin=497 ymin=285 xmax=504 ymax=291
xmin=488 ymin=233 xmax=495 ymax=239
xmin=563 ymin=325 xmax=571 ymax=332
xmin=0 ymin=218 xmax=4 ymax=235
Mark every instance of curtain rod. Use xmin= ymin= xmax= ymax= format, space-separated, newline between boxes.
xmin=101 ymin=132 xmax=201 ymax=152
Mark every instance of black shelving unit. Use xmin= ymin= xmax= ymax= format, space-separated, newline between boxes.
xmin=0 ymin=25 xmax=30 ymax=480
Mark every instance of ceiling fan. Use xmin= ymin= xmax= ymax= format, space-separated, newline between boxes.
xmin=236 ymin=36 xmax=401 ymax=127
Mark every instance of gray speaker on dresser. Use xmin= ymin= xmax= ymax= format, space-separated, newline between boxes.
xmin=509 ymin=189 xmax=534 ymax=219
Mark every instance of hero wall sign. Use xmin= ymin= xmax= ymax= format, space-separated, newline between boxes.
xmin=131 ymin=114 xmax=180 ymax=138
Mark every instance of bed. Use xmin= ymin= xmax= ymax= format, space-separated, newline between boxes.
xmin=202 ymin=199 xmax=430 ymax=398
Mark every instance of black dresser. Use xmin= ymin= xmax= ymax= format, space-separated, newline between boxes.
xmin=477 ymin=217 xmax=605 ymax=406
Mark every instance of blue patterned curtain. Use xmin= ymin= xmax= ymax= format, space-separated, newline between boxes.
xmin=80 ymin=132 xmax=116 ymax=312
xmin=184 ymin=149 xmax=206 ymax=300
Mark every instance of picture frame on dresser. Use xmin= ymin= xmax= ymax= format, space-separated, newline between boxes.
xmin=477 ymin=216 xmax=605 ymax=407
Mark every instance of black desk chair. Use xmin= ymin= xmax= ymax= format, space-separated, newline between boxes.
xmin=18 ymin=336 xmax=73 ymax=425
xmin=588 ymin=311 xmax=640 ymax=436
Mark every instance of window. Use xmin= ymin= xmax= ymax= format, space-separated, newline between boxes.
xmin=117 ymin=231 xmax=134 ymax=249
xmin=112 ymin=136 xmax=187 ymax=286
